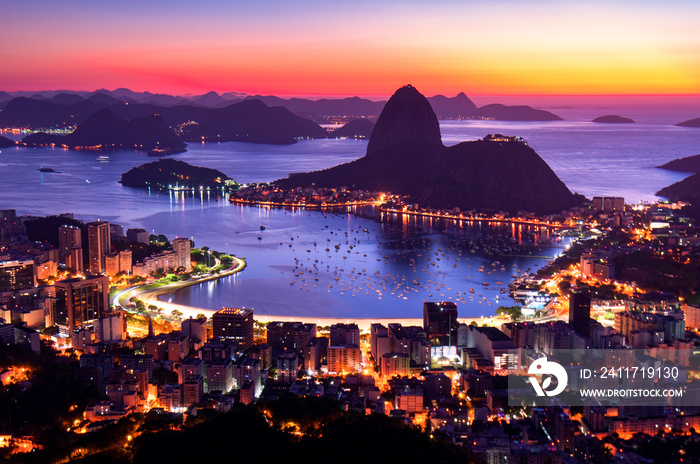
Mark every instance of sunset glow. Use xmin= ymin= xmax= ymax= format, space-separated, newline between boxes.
xmin=2 ymin=0 xmax=699 ymax=97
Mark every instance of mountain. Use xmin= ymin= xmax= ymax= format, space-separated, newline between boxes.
xmin=677 ymin=118 xmax=700 ymax=128
xmin=244 ymin=95 xmax=385 ymax=120
xmin=427 ymin=92 xmax=478 ymax=118
xmin=366 ymin=85 xmax=442 ymax=156
xmin=22 ymin=109 xmax=186 ymax=153
xmin=0 ymin=136 xmax=16 ymax=148
xmin=275 ymin=85 xmax=577 ymax=214
xmin=657 ymin=154 xmax=700 ymax=173
xmin=188 ymin=91 xmax=229 ymax=107
xmin=171 ymin=99 xmax=327 ymax=144
xmin=592 ymin=115 xmax=635 ymax=124
xmin=121 ymin=158 xmax=231 ymax=190
xmin=476 ymin=104 xmax=562 ymax=121
xmin=0 ymin=95 xmax=326 ymax=145
xmin=48 ymin=93 xmax=85 ymax=105
xmin=331 ymin=119 xmax=375 ymax=138
xmin=0 ymin=96 xmax=112 ymax=127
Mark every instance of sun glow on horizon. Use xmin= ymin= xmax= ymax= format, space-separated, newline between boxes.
xmin=2 ymin=0 xmax=699 ymax=96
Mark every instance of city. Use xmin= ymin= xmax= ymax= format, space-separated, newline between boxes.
xmin=1 ymin=183 xmax=700 ymax=462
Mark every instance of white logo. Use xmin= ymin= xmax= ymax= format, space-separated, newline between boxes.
xmin=528 ymin=357 xmax=568 ymax=397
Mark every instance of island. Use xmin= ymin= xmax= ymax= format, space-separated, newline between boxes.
xmin=657 ymin=154 xmax=700 ymax=173
xmin=275 ymin=85 xmax=579 ymax=214
xmin=120 ymin=158 xmax=235 ymax=191
xmin=592 ymin=115 xmax=635 ymax=123
xmin=677 ymin=117 xmax=700 ymax=128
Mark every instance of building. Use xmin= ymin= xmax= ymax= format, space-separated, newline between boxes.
xmin=381 ymin=353 xmax=410 ymax=376
xmin=266 ymin=321 xmax=317 ymax=352
xmin=327 ymin=345 xmax=361 ymax=374
xmin=569 ymin=289 xmax=591 ymax=338
xmin=171 ymin=237 xmax=191 ymax=270
xmin=105 ymin=254 xmax=120 ymax=276
xmin=54 ymin=276 xmax=109 ymax=333
xmin=58 ymin=225 xmax=81 ymax=265
xmin=0 ymin=260 xmax=35 ymax=292
xmin=330 ymin=323 xmax=360 ymax=346
xmin=683 ymin=304 xmax=700 ymax=331
xmin=87 ymin=221 xmax=111 ymax=275
xmin=592 ymin=196 xmax=624 ymax=212
xmin=126 ymin=228 xmax=149 ymax=244
xmin=370 ymin=323 xmax=391 ymax=362
xmin=207 ymin=359 xmax=234 ymax=393
xmin=423 ymin=301 xmax=458 ymax=347
xmin=119 ymin=250 xmax=132 ymax=276
xmin=69 ymin=247 xmax=84 ymax=273
xmin=181 ymin=316 xmax=208 ymax=347
xmin=212 ymin=308 xmax=253 ymax=351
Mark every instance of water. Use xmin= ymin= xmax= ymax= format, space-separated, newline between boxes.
xmin=0 ymin=119 xmax=696 ymax=319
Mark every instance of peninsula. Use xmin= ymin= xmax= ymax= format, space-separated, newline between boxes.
xmin=275 ymin=85 xmax=579 ymax=215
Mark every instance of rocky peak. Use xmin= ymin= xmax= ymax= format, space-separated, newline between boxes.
xmin=366 ymin=85 xmax=442 ymax=156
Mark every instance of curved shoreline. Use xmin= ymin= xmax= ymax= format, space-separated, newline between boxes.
xmin=116 ymin=256 xmax=247 ymax=320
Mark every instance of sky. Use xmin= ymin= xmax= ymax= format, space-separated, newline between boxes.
xmin=2 ymin=0 xmax=699 ymax=98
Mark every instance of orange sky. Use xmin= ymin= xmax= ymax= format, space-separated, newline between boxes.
xmin=2 ymin=0 xmax=699 ymax=97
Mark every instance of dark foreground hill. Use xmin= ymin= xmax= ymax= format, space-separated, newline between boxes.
xmin=121 ymin=158 xmax=232 ymax=190
xmin=276 ymin=85 xmax=577 ymax=214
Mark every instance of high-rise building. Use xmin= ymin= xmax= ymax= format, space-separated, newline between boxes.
xmin=58 ymin=225 xmax=82 ymax=265
xmin=119 ymin=250 xmax=132 ymax=276
xmin=212 ymin=308 xmax=254 ymax=351
xmin=105 ymin=254 xmax=120 ymax=276
xmin=69 ymin=247 xmax=84 ymax=273
xmin=171 ymin=237 xmax=191 ymax=270
xmin=569 ymin=289 xmax=591 ymax=338
xmin=423 ymin=301 xmax=458 ymax=347
xmin=330 ymin=323 xmax=360 ymax=346
xmin=87 ymin=221 xmax=111 ymax=275
xmin=0 ymin=260 xmax=35 ymax=291
xmin=54 ymin=276 xmax=109 ymax=333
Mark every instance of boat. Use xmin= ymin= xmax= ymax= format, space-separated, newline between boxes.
xmin=260 ymin=225 xmax=266 ymax=231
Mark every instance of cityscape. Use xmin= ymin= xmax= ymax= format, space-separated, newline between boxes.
xmin=2 ymin=1 xmax=700 ymax=463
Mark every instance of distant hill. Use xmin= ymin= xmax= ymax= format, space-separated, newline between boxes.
xmin=171 ymin=99 xmax=327 ymax=144
xmin=331 ymin=119 xmax=374 ymax=138
xmin=276 ymin=85 xmax=577 ymax=214
xmin=592 ymin=115 xmax=635 ymax=123
xmin=677 ymin=118 xmax=700 ymax=128
xmin=476 ymin=104 xmax=562 ymax=121
xmin=0 ymin=136 xmax=16 ymax=148
xmin=121 ymin=158 xmax=232 ymax=190
xmin=0 ymin=95 xmax=326 ymax=145
xmin=22 ymin=109 xmax=186 ymax=153
xmin=427 ymin=92 xmax=478 ymax=119
xmin=657 ymin=154 xmax=700 ymax=173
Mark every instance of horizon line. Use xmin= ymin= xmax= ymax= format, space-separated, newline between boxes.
xmin=3 ymin=88 xmax=700 ymax=101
